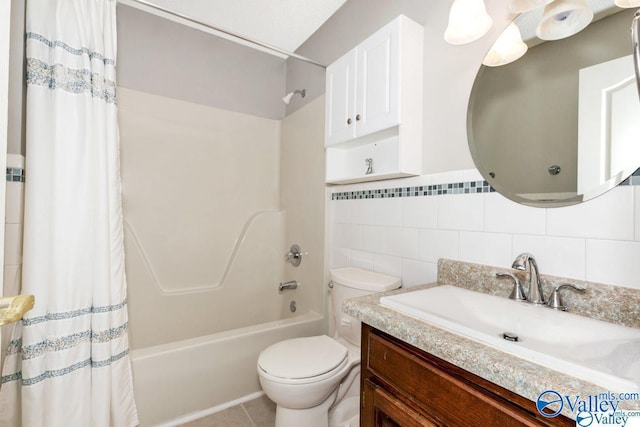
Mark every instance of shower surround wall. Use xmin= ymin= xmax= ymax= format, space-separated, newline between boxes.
xmin=116 ymin=3 xmax=299 ymax=345
xmin=118 ymin=92 xmax=327 ymax=425
xmin=118 ymin=87 xmax=286 ymax=348
xmin=116 ymin=5 xmax=326 ymax=424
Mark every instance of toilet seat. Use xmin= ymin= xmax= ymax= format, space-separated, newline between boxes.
xmin=258 ymin=336 xmax=349 ymax=385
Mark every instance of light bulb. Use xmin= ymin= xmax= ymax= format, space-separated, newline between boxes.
xmin=615 ymin=0 xmax=640 ymax=7
xmin=536 ymin=0 xmax=593 ymax=41
xmin=483 ymin=23 xmax=528 ymax=67
xmin=444 ymin=0 xmax=493 ymax=45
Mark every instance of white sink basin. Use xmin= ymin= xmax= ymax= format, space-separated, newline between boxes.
xmin=380 ymin=285 xmax=640 ymax=392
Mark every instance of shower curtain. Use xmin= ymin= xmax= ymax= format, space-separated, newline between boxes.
xmin=0 ymin=0 xmax=139 ymax=425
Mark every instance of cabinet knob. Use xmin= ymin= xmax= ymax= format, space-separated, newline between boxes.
xmin=347 ymin=118 xmax=352 ymax=125
xmin=356 ymin=114 xmax=361 ymax=121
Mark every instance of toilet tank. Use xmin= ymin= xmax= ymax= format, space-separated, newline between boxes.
xmin=330 ymin=267 xmax=401 ymax=346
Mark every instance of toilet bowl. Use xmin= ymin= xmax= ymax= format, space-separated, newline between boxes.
xmin=257 ymin=268 xmax=401 ymax=427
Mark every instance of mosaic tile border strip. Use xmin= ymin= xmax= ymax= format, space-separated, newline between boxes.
xmin=6 ymin=168 xmax=25 ymax=183
xmin=331 ymin=180 xmax=495 ymax=200
xmin=331 ymin=167 xmax=640 ymax=201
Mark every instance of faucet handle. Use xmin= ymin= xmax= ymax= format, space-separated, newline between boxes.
xmin=496 ymin=272 xmax=527 ymax=301
xmin=547 ymin=283 xmax=586 ymax=311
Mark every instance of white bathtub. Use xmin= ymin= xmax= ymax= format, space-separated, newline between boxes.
xmin=131 ymin=311 xmax=325 ymax=426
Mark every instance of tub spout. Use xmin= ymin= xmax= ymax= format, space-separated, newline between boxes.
xmin=279 ymin=281 xmax=298 ymax=292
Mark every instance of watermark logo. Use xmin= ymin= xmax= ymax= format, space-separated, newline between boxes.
xmin=576 ymin=412 xmax=594 ymax=427
xmin=537 ymin=389 xmax=564 ymax=418
xmin=536 ymin=390 xmax=640 ymax=427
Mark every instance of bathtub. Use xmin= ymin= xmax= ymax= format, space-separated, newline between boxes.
xmin=131 ymin=310 xmax=325 ymax=426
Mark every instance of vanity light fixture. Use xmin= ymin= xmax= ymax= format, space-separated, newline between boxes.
xmin=482 ymin=22 xmax=528 ymax=66
xmin=509 ymin=0 xmax=553 ymax=14
xmin=444 ymin=0 xmax=493 ymax=45
xmin=615 ymin=0 xmax=640 ymax=7
xmin=536 ymin=0 xmax=593 ymax=41
xmin=444 ymin=0 xmax=597 ymax=64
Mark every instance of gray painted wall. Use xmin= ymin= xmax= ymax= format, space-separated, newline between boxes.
xmin=7 ymin=3 xmax=290 ymax=158
xmin=117 ymin=4 xmax=287 ymax=120
xmin=8 ymin=0 xmax=25 ymax=155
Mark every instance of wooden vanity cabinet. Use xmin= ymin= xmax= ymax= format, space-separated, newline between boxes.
xmin=360 ymin=324 xmax=573 ymax=427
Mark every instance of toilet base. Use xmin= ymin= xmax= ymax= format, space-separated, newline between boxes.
xmin=275 ymin=391 xmax=335 ymax=427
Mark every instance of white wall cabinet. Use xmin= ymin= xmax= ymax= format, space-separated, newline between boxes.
xmin=325 ymin=49 xmax=357 ymax=145
xmin=325 ymin=15 xmax=423 ymax=184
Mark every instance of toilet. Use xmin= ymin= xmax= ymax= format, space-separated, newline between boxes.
xmin=257 ymin=267 xmax=401 ymax=427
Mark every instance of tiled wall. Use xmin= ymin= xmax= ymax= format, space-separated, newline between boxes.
xmin=329 ymin=169 xmax=640 ymax=291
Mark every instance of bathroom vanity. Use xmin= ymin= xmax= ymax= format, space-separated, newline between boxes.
xmin=360 ymin=324 xmax=572 ymax=426
xmin=345 ymin=259 xmax=640 ymax=426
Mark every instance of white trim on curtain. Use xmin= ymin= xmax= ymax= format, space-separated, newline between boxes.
xmin=0 ymin=0 xmax=139 ymax=425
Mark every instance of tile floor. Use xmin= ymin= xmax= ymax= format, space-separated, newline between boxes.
xmin=181 ymin=395 xmax=276 ymax=427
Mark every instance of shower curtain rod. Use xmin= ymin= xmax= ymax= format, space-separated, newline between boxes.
xmin=121 ymin=0 xmax=327 ymax=68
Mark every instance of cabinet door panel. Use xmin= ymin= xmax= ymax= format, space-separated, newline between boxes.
xmin=325 ymin=49 xmax=357 ymax=146
xmin=370 ymin=380 xmax=438 ymax=427
xmin=356 ymin=19 xmax=400 ymax=137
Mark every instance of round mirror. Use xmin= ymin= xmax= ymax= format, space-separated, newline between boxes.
xmin=468 ymin=5 xmax=640 ymax=207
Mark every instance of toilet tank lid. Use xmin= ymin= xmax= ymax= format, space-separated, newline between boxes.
xmin=330 ymin=267 xmax=401 ymax=292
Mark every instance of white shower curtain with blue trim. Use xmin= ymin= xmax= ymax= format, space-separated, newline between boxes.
xmin=0 ymin=0 xmax=139 ymax=425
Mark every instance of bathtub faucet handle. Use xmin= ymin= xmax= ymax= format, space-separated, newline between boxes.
xmin=285 ymin=244 xmax=303 ymax=267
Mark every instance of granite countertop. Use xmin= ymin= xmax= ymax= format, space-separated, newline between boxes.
xmin=343 ymin=260 xmax=640 ymax=419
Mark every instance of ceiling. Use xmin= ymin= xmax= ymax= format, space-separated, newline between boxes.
xmin=117 ymin=0 xmax=348 ymax=56
xmin=117 ymin=0 xmax=624 ymax=60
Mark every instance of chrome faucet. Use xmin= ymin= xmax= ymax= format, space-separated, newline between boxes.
xmin=511 ymin=253 xmax=547 ymax=305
